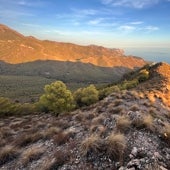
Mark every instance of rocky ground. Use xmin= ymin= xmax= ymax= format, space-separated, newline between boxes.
xmin=0 ymin=62 xmax=170 ymax=170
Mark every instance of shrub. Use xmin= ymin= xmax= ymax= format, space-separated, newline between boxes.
xmin=38 ymin=81 xmax=75 ymax=114
xmin=18 ymin=103 xmax=35 ymax=115
xmin=138 ymin=69 xmax=149 ymax=82
xmin=120 ymin=79 xmax=139 ymax=90
xmin=99 ymin=85 xmax=120 ymax=99
xmin=0 ymin=97 xmax=36 ymax=117
xmin=0 ymin=97 xmax=19 ymax=116
xmin=74 ymin=84 xmax=99 ymax=107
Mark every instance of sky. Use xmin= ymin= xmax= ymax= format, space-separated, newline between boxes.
xmin=0 ymin=0 xmax=170 ymax=49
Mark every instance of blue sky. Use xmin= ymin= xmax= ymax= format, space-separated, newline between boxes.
xmin=0 ymin=0 xmax=170 ymax=48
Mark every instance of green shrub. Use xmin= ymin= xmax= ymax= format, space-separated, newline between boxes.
xmin=0 ymin=97 xmax=20 ymax=116
xmin=74 ymin=84 xmax=99 ymax=107
xmin=38 ymin=81 xmax=75 ymax=114
xmin=99 ymin=85 xmax=120 ymax=99
xmin=138 ymin=69 xmax=149 ymax=82
xmin=120 ymin=79 xmax=139 ymax=90
xmin=0 ymin=97 xmax=36 ymax=116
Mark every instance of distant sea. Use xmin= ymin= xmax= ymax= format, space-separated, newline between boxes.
xmin=124 ymin=48 xmax=170 ymax=64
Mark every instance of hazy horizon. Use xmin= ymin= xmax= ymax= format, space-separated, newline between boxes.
xmin=124 ymin=47 xmax=170 ymax=64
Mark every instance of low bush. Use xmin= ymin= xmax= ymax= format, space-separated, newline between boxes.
xmin=74 ymin=84 xmax=99 ymax=107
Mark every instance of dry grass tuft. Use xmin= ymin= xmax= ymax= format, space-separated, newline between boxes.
xmin=13 ymin=132 xmax=43 ymax=147
xmin=75 ymin=113 xmax=85 ymax=122
xmin=116 ymin=115 xmax=131 ymax=132
xmin=114 ymin=99 xmax=123 ymax=106
xmin=106 ymin=133 xmax=126 ymax=160
xmin=0 ymin=145 xmax=19 ymax=166
xmin=162 ymin=123 xmax=170 ymax=144
xmin=41 ymin=150 xmax=71 ymax=170
xmin=52 ymin=131 xmax=73 ymax=145
xmin=90 ymin=125 xmax=106 ymax=136
xmin=43 ymin=127 xmax=61 ymax=139
xmin=130 ymin=104 xmax=140 ymax=111
xmin=80 ymin=135 xmax=101 ymax=156
xmin=0 ymin=127 xmax=13 ymax=138
xmin=0 ymin=138 xmax=6 ymax=147
xmin=21 ymin=146 xmax=45 ymax=166
xmin=91 ymin=115 xmax=104 ymax=125
xmin=149 ymin=107 xmax=158 ymax=118
xmin=130 ymin=113 xmax=144 ymax=128
xmin=143 ymin=114 xmax=155 ymax=131
xmin=111 ymin=106 xmax=124 ymax=114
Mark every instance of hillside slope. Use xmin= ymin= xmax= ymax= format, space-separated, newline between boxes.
xmin=137 ymin=62 xmax=170 ymax=107
xmin=0 ymin=24 xmax=146 ymax=68
xmin=0 ymin=60 xmax=130 ymax=83
xmin=0 ymin=62 xmax=170 ymax=170
xmin=0 ymin=60 xmax=130 ymax=102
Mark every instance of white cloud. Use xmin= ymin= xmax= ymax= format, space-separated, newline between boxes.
xmin=0 ymin=9 xmax=34 ymax=18
xmin=102 ymin=0 xmax=160 ymax=9
xmin=119 ymin=25 xmax=136 ymax=31
xmin=101 ymin=0 xmax=113 ymax=4
xmin=145 ymin=26 xmax=159 ymax=31
xmin=71 ymin=8 xmax=97 ymax=16
xmin=129 ymin=21 xmax=143 ymax=25
xmin=88 ymin=18 xmax=103 ymax=25
xmin=21 ymin=23 xmax=41 ymax=27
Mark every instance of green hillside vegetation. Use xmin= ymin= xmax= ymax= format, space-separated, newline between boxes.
xmin=0 ymin=64 xmax=150 ymax=117
xmin=0 ymin=75 xmax=56 ymax=102
xmin=98 ymin=65 xmax=150 ymax=99
xmin=0 ymin=60 xmax=131 ymax=102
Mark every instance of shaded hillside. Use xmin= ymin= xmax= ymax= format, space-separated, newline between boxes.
xmin=0 ymin=60 xmax=130 ymax=102
xmin=0 ymin=24 xmax=146 ymax=68
xmin=0 ymin=62 xmax=170 ymax=170
xmin=0 ymin=60 xmax=130 ymax=83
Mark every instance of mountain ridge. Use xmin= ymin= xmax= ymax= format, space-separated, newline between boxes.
xmin=0 ymin=24 xmax=146 ymax=68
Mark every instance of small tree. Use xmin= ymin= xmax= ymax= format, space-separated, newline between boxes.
xmin=38 ymin=81 xmax=75 ymax=114
xmin=74 ymin=84 xmax=99 ymax=107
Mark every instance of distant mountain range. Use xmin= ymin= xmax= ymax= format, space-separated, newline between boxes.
xmin=0 ymin=24 xmax=146 ymax=68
